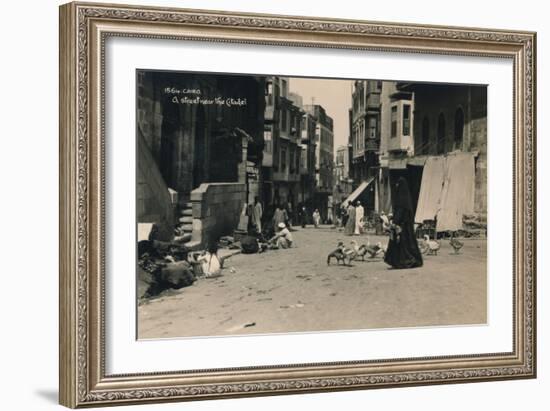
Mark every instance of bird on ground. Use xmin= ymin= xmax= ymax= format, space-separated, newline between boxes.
xmin=342 ymin=244 xmax=358 ymax=265
xmin=327 ymin=242 xmax=348 ymax=265
xmin=350 ymin=240 xmax=368 ymax=261
xmin=449 ymin=233 xmax=464 ymax=254
xmin=418 ymin=237 xmax=429 ymax=255
xmin=423 ymin=235 xmax=441 ymax=255
xmin=364 ymin=239 xmax=385 ymax=258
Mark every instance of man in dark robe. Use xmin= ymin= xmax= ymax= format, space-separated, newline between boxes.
xmin=384 ymin=177 xmax=423 ymax=269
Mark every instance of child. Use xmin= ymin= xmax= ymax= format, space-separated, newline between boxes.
xmin=312 ymin=209 xmax=321 ymax=228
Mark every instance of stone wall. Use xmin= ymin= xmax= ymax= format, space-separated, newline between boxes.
xmin=187 ymin=183 xmax=247 ymax=249
xmin=411 ymin=84 xmax=487 ymax=215
xmin=137 ymin=129 xmax=176 ymax=240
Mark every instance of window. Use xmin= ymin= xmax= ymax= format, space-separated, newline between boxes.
xmin=368 ymin=116 xmax=377 ymax=139
xmin=265 ymin=82 xmax=274 ymax=106
xmin=281 ymin=148 xmax=287 ymax=171
xmin=403 ymin=104 xmax=411 ymax=136
xmin=264 ymin=129 xmax=272 ymax=153
xmin=454 ymin=108 xmax=465 ymax=150
xmin=391 ymin=106 xmax=398 ymax=137
xmin=437 ymin=113 xmax=446 ymax=154
xmin=281 ymin=109 xmax=287 ymax=132
xmin=281 ymin=79 xmax=288 ymax=98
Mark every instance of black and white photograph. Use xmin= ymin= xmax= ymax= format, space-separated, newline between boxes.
xmin=136 ymin=71 xmax=488 ymax=339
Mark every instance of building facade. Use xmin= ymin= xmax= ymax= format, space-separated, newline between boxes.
xmin=136 ymin=70 xmax=266 ymax=245
xmin=305 ymin=104 xmax=335 ymax=222
xmin=333 ymin=144 xmax=353 ymax=220
xmin=262 ymin=77 xmax=305 ymax=215
xmin=347 ymin=80 xmax=383 ymax=212
xmin=298 ymin=109 xmax=318 ymax=211
xmin=375 ymin=82 xmax=487 ymax=233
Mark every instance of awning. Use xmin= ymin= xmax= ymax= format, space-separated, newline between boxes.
xmin=343 ymin=177 xmax=374 ymax=205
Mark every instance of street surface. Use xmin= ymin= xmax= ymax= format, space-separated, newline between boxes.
xmin=138 ymin=226 xmax=487 ymax=339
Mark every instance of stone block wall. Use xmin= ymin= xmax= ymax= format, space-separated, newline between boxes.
xmin=188 ymin=183 xmax=246 ymax=249
xmin=137 ymin=128 xmax=176 ymax=240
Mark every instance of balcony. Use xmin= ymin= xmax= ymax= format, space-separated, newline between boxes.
xmin=366 ymin=94 xmax=380 ymax=111
xmin=365 ymin=138 xmax=380 ymax=152
xmin=388 ymin=134 xmax=414 ymax=153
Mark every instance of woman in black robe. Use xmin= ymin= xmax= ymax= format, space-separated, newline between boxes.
xmin=384 ymin=177 xmax=423 ymax=269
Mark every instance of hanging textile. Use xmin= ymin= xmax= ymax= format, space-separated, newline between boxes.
xmin=414 ymin=156 xmax=445 ymax=224
xmin=436 ymin=152 xmax=475 ymax=232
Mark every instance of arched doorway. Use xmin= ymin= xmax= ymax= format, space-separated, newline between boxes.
xmin=454 ymin=107 xmax=465 ymax=150
xmin=421 ymin=117 xmax=430 ymax=154
xmin=437 ymin=113 xmax=446 ymax=154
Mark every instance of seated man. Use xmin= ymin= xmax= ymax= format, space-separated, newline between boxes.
xmin=270 ymin=222 xmax=293 ymax=249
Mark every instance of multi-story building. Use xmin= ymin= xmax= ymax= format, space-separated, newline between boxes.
xmin=376 ymin=82 xmax=487 ymax=233
xmin=347 ymin=80 xmax=383 ymax=212
xmin=333 ymin=144 xmax=353 ymax=219
xmin=334 ymin=145 xmax=350 ymax=183
xmin=298 ymin=108 xmax=318 ymax=210
xmin=262 ymin=77 xmax=304 ymax=214
xmin=350 ymin=80 xmax=383 ymax=181
xmin=305 ymin=104 xmax=334 ymax=221
xmin=376 ymin=81 xmax=414 ymax=214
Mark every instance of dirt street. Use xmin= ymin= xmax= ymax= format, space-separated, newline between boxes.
xmin=138 ymin=226 xmax=487 ymax=339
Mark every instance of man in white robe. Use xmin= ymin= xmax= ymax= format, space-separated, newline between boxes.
xmin=252 ymin=196 xmax=263 ymax=234
xmin=355 ymin=201 xmax=364 ymax=235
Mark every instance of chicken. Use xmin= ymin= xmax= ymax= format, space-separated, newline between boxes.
xmin=449 ymin=233 xmax=464 ymax=254
xmin=340 ymin=243 xmax=357 ymax=265
xmin=365 ymin=241 xmax=384 ymax=258
xmin=350 ymin=240 xmax=368 ymax=261
xmin=423 ymin=235 xmax=440 ymax=255
xmin=418 ymin=238 xmax=429 ymax=255
xmin=327 ymin=248 xmax=347 ymax=265
xmin=327 ymin=242 xmax=347 ymax=265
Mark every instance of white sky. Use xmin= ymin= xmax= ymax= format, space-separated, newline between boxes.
xmin=289 ymin=77 xmax=353 ymax=153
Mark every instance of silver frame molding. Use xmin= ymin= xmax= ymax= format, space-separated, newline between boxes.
xmin=59 ymin=2 xmax=536 ymax=408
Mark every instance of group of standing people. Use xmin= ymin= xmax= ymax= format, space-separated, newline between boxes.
xmin=342 ymin=200 xmax=365 ymax=236
xmin=247 ymin=177 xmax=423 ymax=270
xmin=245 ymin=197 xmax=294 ymax=250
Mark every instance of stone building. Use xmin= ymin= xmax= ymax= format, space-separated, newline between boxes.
xmin=136 ymin=70 xmax=266 ymax=246
xmin=403 ymin=82 xmax=487 ymax=217
xmin=350 ymin=81 xmax=383 ymax=182
xmin=262 ymin=77 xmax=304 ymax=215
xmin=376 ymin=82 xmax=487 ymax=233
xmin=333 ymin=144 xmax=353 ymax=219
xmin=376 ymin=81 xmax=414 ymax=214
xmin=298 ymin=108 xmax=318 ymax=211
xmin=346 ymin=80 xmax=383 ymax=212
xmin=305 ymin=104 xmax=334 ymax=222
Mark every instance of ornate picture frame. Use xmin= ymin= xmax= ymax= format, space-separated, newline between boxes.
xmin=59 ymin=1 xmax=536 ymax=408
